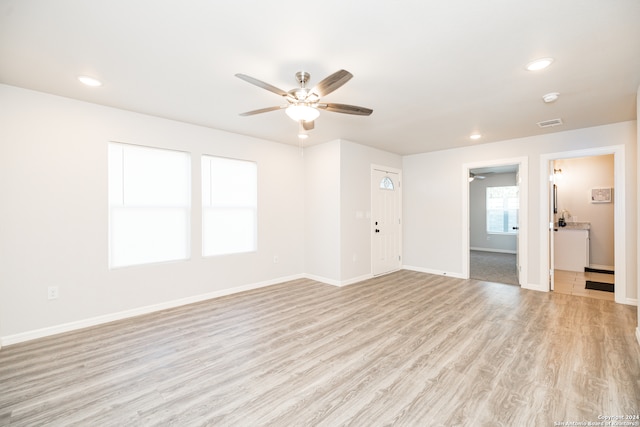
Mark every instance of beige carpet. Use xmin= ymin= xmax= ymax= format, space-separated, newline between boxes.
xmin=470 ymin=250 xmax=519 ymax=286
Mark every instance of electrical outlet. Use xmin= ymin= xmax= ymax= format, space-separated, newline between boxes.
xmin=47 ymin=286 xmax=59 ymax=300
xmin=273 ymin=255 xmax=279 ymax=264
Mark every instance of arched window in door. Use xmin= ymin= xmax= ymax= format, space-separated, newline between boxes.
xmin=380 ymin=176 xmax=394 ymax=190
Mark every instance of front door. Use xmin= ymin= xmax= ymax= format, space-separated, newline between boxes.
xmin=371 ymin=167 xmax=401 ymax=276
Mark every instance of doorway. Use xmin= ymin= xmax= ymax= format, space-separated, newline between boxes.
xmin=469 ymin=165 xmax=520 ymax=285
xmin=545 ymin=151 xmax=619 ymax=301
xmin=371 ymin=165 xmax=402 ymax=276
xmin=462 ymin=157 xmax=528 ymax=286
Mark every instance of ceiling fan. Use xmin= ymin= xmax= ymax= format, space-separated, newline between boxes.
xmin=469 ymin=172 xmax=494 ymax=182
xmin=235 ymin=69 xmax=373 ymax=131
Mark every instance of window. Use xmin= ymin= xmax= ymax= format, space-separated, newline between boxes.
xmin=379 ymin=176 xmax=394 ymax=190
xmin=486 ymin=186 xmax=519 ymax=234
xmin=108 ymin=143 xmax=191 ymax=268
xmin=202 ymin=155 xmax=257 ymax=257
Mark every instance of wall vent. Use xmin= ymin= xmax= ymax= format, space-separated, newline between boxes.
xmin=537 ymin=118 xmax=563 ymax=128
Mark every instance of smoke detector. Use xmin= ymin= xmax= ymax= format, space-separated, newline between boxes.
xmin=542 ymin=92 xmax=560 ymax=103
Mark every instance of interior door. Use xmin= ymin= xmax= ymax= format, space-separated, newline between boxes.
xmin=371 ymin=168 xmax=401 ymax=276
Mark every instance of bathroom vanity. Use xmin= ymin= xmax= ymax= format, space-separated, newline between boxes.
xmin=554 ymin=222 xmax=590 ymax=272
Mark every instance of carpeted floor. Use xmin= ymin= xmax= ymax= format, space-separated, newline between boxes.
xmin=470 ymin=250 xmax=519 ymax=286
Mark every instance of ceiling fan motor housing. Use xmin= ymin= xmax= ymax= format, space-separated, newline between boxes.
xmin=295 ymin=71 xmax=311 ymax=86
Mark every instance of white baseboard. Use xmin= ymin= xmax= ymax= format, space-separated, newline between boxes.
xmin=303 ymin=273 xmax=373 ymax=287
xmin=0 ymin=274 xmax=304 ymax=348
xmin=339 ymin=273 xmax=374 ymax=286
xmin=470 ymin=247 xmax=517 ymax=254
xmin=303 ymin=274 xmax=341 ymax=287
xmin=522 ymin=282 xmax=549 ymax=292
xmin=402 ymin=265 xmax=466 ymax=279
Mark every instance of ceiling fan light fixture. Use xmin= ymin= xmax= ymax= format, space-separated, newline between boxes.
xmin=285 ymin=104 xmax=319 ymax=122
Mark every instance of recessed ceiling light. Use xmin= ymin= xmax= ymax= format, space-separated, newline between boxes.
xmin=470 ymin=133 xmax=482 ymax=140
xmin=298 ymin=133 xmax=309 ymax=140
xmin=78 ymin=75 xmax=102 ymax=87
xmin=526 ymin=57 xmax=554 ymax=71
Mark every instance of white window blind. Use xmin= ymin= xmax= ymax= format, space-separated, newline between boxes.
xmin=486 ymin=186 xmax=519 ymax=234
xmin=108 ymin=143 xmax=191 ymax=268
xmin=202 ymin=155 xmax=257 ymax=257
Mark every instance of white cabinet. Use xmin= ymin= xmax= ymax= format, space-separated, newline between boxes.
xmin=554 ymin=229 xmax=589 ymax=272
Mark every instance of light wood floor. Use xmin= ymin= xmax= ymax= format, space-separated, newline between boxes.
xmin=554 ymin=269 xmax=615 ymax=301
xmin=1 ymin=270 xmax=638 ymax=426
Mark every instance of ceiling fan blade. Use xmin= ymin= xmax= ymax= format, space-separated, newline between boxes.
xmin=318 ymin=103 xmax=373 ymax=116
xmin=239 ymin=105 xmax=286 ymax=116
xmin=302 ymin=120 xmax=315 ymax=131
xmin=235 ymin=73 xmax=288 ymax=97
xmin=312 ymin=70 xmax=353 ymax=97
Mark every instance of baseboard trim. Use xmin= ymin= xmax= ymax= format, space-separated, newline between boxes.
xmin=470 ymin=247 xmax=517 ymax=254
xmin=522 ymin=282 xmax=550 ymax=292
xmin=402 ymin=265 xmax=466 ymax=279
xmin=0 ymin=274 xmax=305 ymax=348
xmin=340 ymin=273 xmax=374 ymax=286
xmin=303 ymin=274 xmax=341 ymax=287
xmin=302 ymin=273 xmax=373 ymax=287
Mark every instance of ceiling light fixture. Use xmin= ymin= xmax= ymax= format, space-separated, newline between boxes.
xmin=526 ymin=57 xmax=554 ymax=71
xmin=470 ymin=133 xmax=482 ymax=140
xmin=78 ymin=75 xmax=102 ymax=87
xmin=542 ymin=92 xmax=560 ymax=103
xmin=285 ymin=104 xmax=320 ymax=122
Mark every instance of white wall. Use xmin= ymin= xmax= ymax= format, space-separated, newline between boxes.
xmin=403 ymin=121 xmax=637 ymax=302
xmin=340 ymin=140 xmax=402 ymax=282
xmin=304 ymin=140 xmax=341 ymax=282
xmin=553 ymin=155 xmax=614 ymax=268
xmin=0 ymin=85 xmax=305 ymax=342
xmin=470 ymin=172 xmax=518 ymax=253
xmin=303 ymin=139 xmax=402 ymax=285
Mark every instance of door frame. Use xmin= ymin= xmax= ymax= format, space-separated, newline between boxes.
xmin=371 ymin=164 xmax=403 ymax=276
xmin=539 ymin=145 xmax=626 ymax=303
xmin=462 ymin=157 xmax=529 ymax=285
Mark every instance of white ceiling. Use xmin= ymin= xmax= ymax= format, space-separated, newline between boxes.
xmin=1 ymin=0 xmax=638 ymax=155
